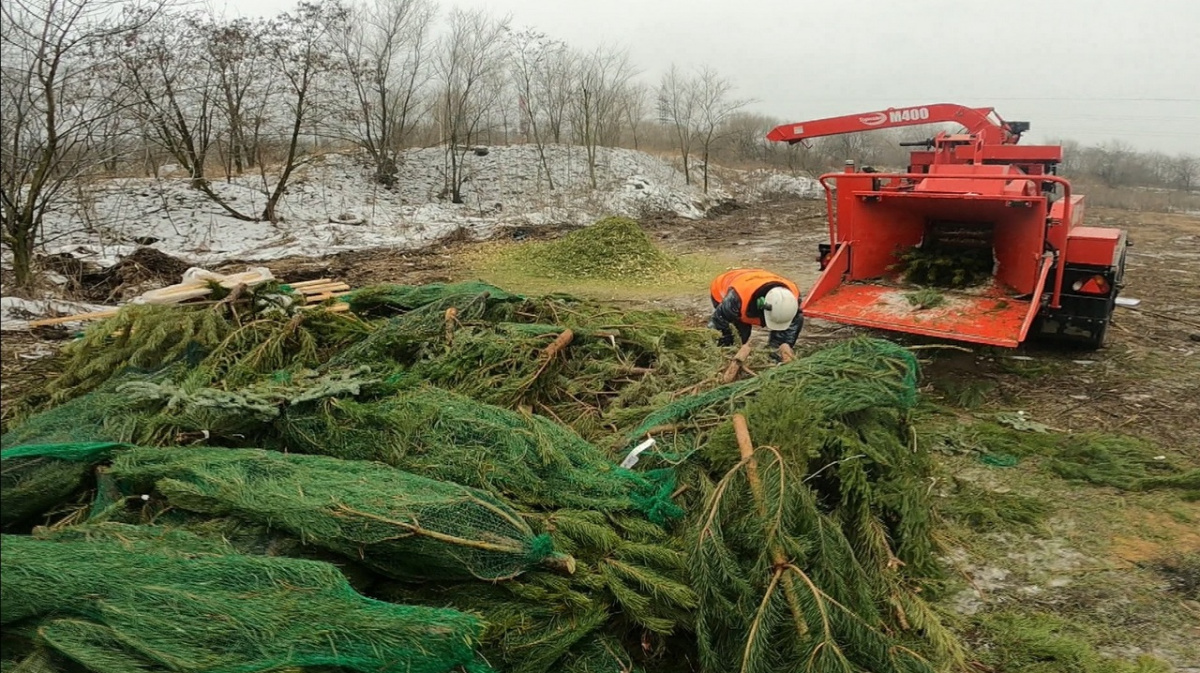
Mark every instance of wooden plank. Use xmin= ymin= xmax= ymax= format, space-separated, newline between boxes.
xmin=216 ymin=271 xmax=274 ymax=289
xmin=25 ymin=276 xmax=351 ymax=328
xmin=28 ymin=309 xmax=120 ymax=327
xmin=298 ymin=302 xmax=351 ymax=313
xmin=139 ymin=288 xmax=214 ymax=305
xmin=284 ymin=278 xmax=333 ymax=289
xmin=298 ymin=282 xmax=350 ymax=294
xmin=304 ymin=290 xmax=351 ymax=302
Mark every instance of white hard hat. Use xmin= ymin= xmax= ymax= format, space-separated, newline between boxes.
xmin=762 ymin=287 xmax=798 ymax=331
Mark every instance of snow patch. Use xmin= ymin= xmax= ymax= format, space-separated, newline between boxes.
xmin=1 ymin=297 xmax=111 ymax=331
xmin=740 ymin=170 xmax=822 ymax=200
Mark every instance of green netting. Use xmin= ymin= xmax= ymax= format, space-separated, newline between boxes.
xmin=0 ymin=443 xmax=127 ymax=530
xmin=4 ymin=361 xmax=685 ymax=524
xmin=274 ymin=383 xmax=683 ymax=522
xmin=1 ymin=367 xmax=179 ymax=450
xmin=0 ymin=442 xmax=125 ymax=461
xmin=625 ymin=337 xmax=920 ymax=445
xmin=675 ymin=340 xmax=959 ymax=673
xmin=378 ymin=509 xmax=697 ymax=673
xmin=1 ymin=523 xmax=493 ymax=673
xmin=345 ymin=280 xmax=521 ymax=316
xmin=107 ymin=445 xmax=573 ymax=581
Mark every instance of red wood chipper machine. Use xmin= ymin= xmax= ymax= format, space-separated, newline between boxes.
xmin=767 ymin=103 xmax=1130 ymax=349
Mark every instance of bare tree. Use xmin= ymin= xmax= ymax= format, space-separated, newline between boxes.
xmin=185 ymin=1 xmax=347 ymax=222
xmin=1 ymin=0 xmax=156 ymax=288
xmin=569 ymin=44 xmax=635 ymax=189
xmin=337 ymin=0 xmax=435 ymax=186
xmin=692 ymin=66 xmax=749 ymax=193
xmin=619 ymin=82 xmax=649 ymax=151
xmin=1173 ymin=154 xmax=1198 ymax=192
xmin=434 ymin=7 xmax=510 ymax=204
xmin=720 ymin=112 xmax=777 ymax=163
xmin=536 ymin=47 xmax=575 ymax=144
xmin=657 ymin=64 xmax=698 ymax=185
xmin=817 ymin=132 xmax=883 ymax=168
xmin=250 ymin=0 xmax=348 ymax=222
xmin=785 ymin=140 xmax=825 ymax=177
xmin=1055 ymin=139 xmax=1082 ymax=175
xmin=200 ymin=16 xmax=271 ymax=176
xmin=1090 ymin=140 xmax=1136 ymax=187
xmin=510 ymin=28 xmax=565 ymax=190
xmin=105 ymin=9 xmax=216 ymax=188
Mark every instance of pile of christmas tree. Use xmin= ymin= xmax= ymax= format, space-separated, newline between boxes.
xmin=2 ymin=278 xmax=963 ymax=673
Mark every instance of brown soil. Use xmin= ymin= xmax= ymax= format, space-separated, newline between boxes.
xmin=1110 ymin=508 xmax=1200 ymax=564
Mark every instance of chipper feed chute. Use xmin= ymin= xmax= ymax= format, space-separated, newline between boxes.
xmin=802 ymin=167 xmax=1056 ymax=348
xmin=803 ymin=244 xmax=1051 ymax=348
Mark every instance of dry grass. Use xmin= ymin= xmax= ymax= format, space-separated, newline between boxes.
xmin=1071 ymin=178 xmax=1200 ymax=212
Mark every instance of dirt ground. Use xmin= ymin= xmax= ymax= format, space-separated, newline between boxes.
xmin=3 ymin=196 xmax=1198 ymax=669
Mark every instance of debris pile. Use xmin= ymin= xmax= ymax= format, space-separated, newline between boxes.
xmin=2 ymin=279 xmax=963 ymax=673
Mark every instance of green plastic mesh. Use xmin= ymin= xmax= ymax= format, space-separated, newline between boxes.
xmin=1 ymin=443 xmax=127 ymax=529
xmin=4 ymin=365 xmax=685 ymax=524
xmin=274 ymin=383 xmax=683 ymax=523
xmin=108 ymin=445 xmax=573 ymax=581
xmin=0 ymin=442 xmax=125 ymax=461
xmin=377 ymin=509 xmax=697 ymax=673
xmin=345 ymin=281 xmax=521 ymax=317
xmin=1 ymin=523 xmax=494 ymax=673
xmin=0 ymin=368 xmax=176 ymax=450
xmin=625 ymin=337 xmax=920 ymax=444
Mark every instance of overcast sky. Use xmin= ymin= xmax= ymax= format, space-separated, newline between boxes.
xmin=213 ymin=0 xmax=1200 ymax=155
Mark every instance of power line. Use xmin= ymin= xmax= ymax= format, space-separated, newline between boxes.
xmin=788 ymin=97 xmax=1200 ymax=104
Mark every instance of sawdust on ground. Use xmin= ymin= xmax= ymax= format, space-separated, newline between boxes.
xmin=1110 ymin=507 xmax=1200 ymax=564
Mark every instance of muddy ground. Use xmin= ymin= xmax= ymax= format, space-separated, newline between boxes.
xmin=3 ymin=196 xmax=1198 ymax=670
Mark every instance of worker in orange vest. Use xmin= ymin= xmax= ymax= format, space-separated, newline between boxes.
xmin=708 ymin=268 xmax=803 ymax=356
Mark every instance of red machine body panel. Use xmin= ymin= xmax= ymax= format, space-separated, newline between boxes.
xmin=1067 ymin=227 xmax=1125 ymax=267
xmin=766 ymin=104 xmax=1019 ymax=145
xmin=801 ymin=280 xmax=1041 ymax=348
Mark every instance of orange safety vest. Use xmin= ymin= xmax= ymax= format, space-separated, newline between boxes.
xmin=709 ymin=269 xmax=800 ymax=326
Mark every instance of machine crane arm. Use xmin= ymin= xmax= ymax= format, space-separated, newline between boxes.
xmin=766 ymin=103 xmax=1028 ymax=146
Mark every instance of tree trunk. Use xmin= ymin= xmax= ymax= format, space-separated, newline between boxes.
xmin=450 ymin=147 xmax=463 ymax=203
xmin=262 ymin=88 xmax=307 ymax=222
xmin=9 ymin=219 xmax=36 ymax=290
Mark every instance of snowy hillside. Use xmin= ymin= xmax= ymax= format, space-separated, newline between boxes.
xmin=11 ymin=145 xmax=819 ymax=270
